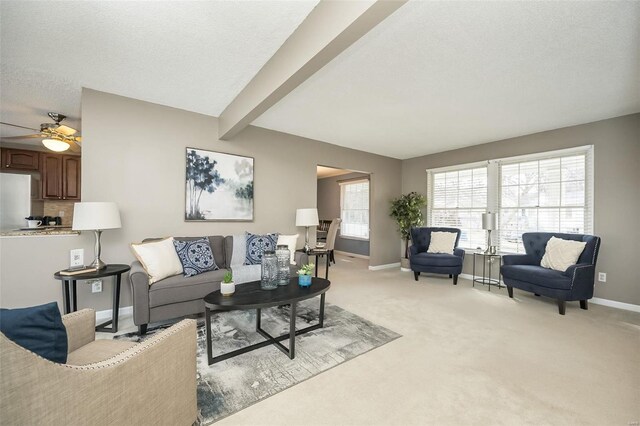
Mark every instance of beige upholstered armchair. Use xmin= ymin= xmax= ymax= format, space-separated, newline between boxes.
xmin=0 ymin=309 xmax=197 ymax=425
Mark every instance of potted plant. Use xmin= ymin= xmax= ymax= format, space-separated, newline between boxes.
xmin=389 ymin=192 xmax=427 ymax=270
xmin=220 ymin=271 xmax=235 ymax=296
xmin=297 ymin=263 xmax=315 ymax=287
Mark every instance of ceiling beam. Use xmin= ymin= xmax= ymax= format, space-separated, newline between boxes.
xmin=218 ymin=0 xmax=407 ymax=140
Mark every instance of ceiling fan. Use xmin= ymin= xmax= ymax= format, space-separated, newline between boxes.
xmin=0 ymin=112 xmax=82 ymax=153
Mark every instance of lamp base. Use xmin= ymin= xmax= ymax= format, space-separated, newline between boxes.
xmin=90 ymin=258 xmax=107 ymax=270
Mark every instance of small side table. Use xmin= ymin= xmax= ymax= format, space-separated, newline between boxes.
xmin=472 ymin=252 xmax=502 ymax=291
xmin=296 ymin=248 xmax=330 ymax=279
xmin=53 ymin=264 xmax=130 ymax=333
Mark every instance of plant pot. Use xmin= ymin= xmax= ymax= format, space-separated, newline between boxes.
xmin=298 ymin=275 xmax=312 ymax=287
xmin=220 ymin=281 xmax=235 ymax=296
xmin=400 ymin=258 xmax=410 ymax=269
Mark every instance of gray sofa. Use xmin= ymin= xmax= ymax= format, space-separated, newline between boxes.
xmin=130 ymin=235 xmax=307 ymax=334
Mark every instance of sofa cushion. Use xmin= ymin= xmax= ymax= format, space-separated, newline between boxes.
xmin=0 ymin=302 xmax=68 ymax=363
xmin=131 ymin=237 xmax=183 ymax=284
xmin=427 ymin=232 xmax=457 ymax=254
xmin=540 ymin=237 xmax=586 ymax=272
xmin=411 ymin=252 xmax=463 ymax=267
xmin=501 ymin=265 xmax=572 ymax=290
xmin=244 ymin=232 xmax=279 ymax=265
xmin=173 ymin=238 xmax=219 ymax=277
xmin=149 ymin=269 xmax=228 ymax=307
xmin=67 ymin=340 xmax=136 ymax=366
xmin=174 ymin=236 xmax=226 ymax=271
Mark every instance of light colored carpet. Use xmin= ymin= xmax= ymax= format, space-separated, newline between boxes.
xmin=103 ymin=254 xmax=640 ymax=425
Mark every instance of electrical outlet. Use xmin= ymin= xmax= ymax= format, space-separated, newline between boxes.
xmin=90 ymin=280 xmax=103 ymax=293
xmin=598 ymin=272 xmax=607 ymax=283
xmin=58 ymin=210 xmax=65 ymax=217
xmin=70 ymin=249 xmax=84 ymax=269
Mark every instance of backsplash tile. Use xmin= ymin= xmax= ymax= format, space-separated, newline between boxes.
xmin=44 ymin=201 xmax=75 ymax=226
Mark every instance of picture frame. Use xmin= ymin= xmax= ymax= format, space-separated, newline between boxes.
xmin=185 ymin=148 xmax=254 ymax=221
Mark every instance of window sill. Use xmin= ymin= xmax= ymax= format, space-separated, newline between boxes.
xmin=340 ymin=235 xmax=370 ymax=242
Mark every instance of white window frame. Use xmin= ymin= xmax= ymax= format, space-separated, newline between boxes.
xmin=426 ymin=145 xmax=594 ymax=253
xmin=339 ymin=179 xmax=370 ymax=241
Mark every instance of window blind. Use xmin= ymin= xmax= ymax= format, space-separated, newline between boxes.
xmin=340 ymin=180 xmax=369 ymax=239
xmin=428 ymin=166 xmax=488 ymax=249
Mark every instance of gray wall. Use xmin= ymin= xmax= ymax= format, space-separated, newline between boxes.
xmin=317 ymin=172 xmax=370 ymax=256
xmin=0 ymin=89 xmax=402 ymax=310
xmin=402 ymin=113 xmax=640 ymax=306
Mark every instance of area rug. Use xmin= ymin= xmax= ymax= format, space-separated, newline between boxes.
xmin=115 ymin=301 xmax=400 ymax=424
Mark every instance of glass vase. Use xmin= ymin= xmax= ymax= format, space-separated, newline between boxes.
xmin=260 ymin=251 xmax=278 ymax=290
xmin=276 ymin=245 xmax=291 ymax=286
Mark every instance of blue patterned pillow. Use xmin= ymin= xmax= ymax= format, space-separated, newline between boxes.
xmin=173 ymin=238 xmax=218 ymax=277
xmin=244 ymin=232 xmax=279 ymax=265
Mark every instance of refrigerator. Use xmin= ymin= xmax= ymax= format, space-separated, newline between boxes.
xmin=0 ymin=173 xmax=32 ymax=230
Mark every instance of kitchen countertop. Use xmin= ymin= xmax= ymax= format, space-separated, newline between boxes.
xmin=0 ymin=226 xmax=80 ymax=237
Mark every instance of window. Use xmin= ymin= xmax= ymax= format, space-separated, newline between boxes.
xmin=340 ymin=179 xmax=369 ymax=239
xmin=427 ymin=146 xmax=593 ymax=253
xmin=499 ymin=154 xmax=591 ymax=253
xmin=428 ymin=166 xmax=488 ymax=249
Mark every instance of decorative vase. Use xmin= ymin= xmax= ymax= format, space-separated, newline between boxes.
xmin=220 ymin=281 xmax=235 ymax=296
xmin=276 ymin=245 xmax=291 ymax=286
xmin=261 ymin=251 xmax=278 ymax=290
xmin=298 ymin=274 xmax=312 ymax=287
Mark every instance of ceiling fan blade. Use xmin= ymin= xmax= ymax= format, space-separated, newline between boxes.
xmin=73 ymin=136 xmax=82 ymax=144
xmin=1 ymin=134 xmax=44 ymax=140
xmin=55 ymin=125 xmax=77 ymax=136
xmin=67 ymin=140 xmax=81 ymax=153
xmin=0 ymin=122 xmax=39 ymax=131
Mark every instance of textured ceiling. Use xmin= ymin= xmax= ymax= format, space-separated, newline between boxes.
xmin=254 ymin=1 xmax=640 ymax=159
xmin=0 ymin=0 xmax=319 ymax=145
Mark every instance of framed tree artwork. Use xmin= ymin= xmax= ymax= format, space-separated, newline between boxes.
xmin=185 ymin=148 xmax=254 ymax=221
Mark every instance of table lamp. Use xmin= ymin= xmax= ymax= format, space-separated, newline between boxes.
xmin=296 ymin=208 xmax=319 ymax=253
xmin=482 ymin=212 xmax=497 ymax=254
xmin=73 ymin=202 xmax=122 ymax=269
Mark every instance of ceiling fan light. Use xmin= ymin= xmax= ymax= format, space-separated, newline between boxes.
xmin=42 ymin=138 xmax=70 ymax=152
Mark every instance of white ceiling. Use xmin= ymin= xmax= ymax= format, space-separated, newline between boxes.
xmin=1 ymin=1 xmax=638 ymax=158
xmin=0 ymin=0 xmax=319 ymax=144
xmin=254 ymin=1 xmax=640 ymax=159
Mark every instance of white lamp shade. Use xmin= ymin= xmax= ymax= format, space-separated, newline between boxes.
xmin=295 ymin=208 xmax=319 ymax=227
xmin=72 ymin=202 xmax=122 ymax=230
xmin=482 ymin=213 xmax=497 ymax=230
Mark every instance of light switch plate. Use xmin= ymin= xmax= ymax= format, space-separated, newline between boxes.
xmin=70 ymin=249 xmax=84 ymax=269
xmin=90 ymin=280 xmax=103 ymax=293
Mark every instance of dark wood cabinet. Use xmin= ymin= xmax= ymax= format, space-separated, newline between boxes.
xmin=41 ymin=153 xmax=81 ymax=200
xmin=1 ymin=148 xmax=39 ymax=171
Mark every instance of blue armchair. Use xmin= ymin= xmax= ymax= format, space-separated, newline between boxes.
xmin=409 ymin=227 xmax=465 ymax=285
xmin=500 ymin=232 xmax=601 ymax=315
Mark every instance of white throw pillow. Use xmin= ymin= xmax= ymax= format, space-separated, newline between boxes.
xmin=540 ymin=236 xmax=587 ymax=272
xmin=131 ymin=237 xmax=183 ymax=284
xmin=277 ymin=234 xmax=299 ymax=265
xmin=427 ymin=232 xmax=457 ymax=254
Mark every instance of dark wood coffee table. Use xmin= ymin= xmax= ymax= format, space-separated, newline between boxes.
xmin=203 ymin=277 xmax=330 ymax=365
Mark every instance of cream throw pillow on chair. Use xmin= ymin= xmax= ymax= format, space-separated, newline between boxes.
xmin=131 ymin=237 xmax=183 ymax=284
xmin=540 ymin=237 xmax=587 ymax=272
xmin=427 ymin=232 xmax=457 ymax=254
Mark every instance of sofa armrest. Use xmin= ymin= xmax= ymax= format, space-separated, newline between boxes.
xmin=0 ymin=319 xmax=197 ymax=425
xmin=565 ymin=263 xmax=596 ymax=298
xmin=503 ymin=254 xmax=539 ymax=266
xmin=409 ymin=245 xmax=419 ymax=257
xmin=453 ymin=247 xmax=465 ymax=259
xmin=295 ymin=251 xmax=309 ymax=266
xmin=62 ymin=309 xmax=96 ymax=353
xmin=129 ymin=261 xmax=151 ymax=326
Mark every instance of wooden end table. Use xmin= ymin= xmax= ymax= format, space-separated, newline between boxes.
xmin=53 ymin=264 xmax=130 ymax=333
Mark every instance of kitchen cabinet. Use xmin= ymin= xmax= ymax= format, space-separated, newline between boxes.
xmin=1 ymin=148 xmax=39 ymax=171
xmin=41 ymin=153 xmax=81 ymax=200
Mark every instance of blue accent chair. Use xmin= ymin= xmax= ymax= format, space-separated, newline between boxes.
xmin=409 ymin=227 xmax=465 ymax=285
xmin=501 ymin=232 xmax=601 ymax=315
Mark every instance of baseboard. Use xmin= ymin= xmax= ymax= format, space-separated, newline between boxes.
xmin=590 ymin=298 xmax=640 ymax=313
xmin=95 ymin=306 xmax=133 ymax=323
xmin=400 ymin=267 xmax=412 ymax=272
xmin=334 ymin=250 xmax=369 ymax=260
xmin=368 ymin=262 xmax=400 ymax=271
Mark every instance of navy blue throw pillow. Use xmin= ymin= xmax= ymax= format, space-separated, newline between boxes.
xmin=173 ymin=238 xmax=219 ymax=277
xmin=245 ymin=232 xmax=279 ymax=265
xmin=0 ymin=302 xmax=68 ymax=363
